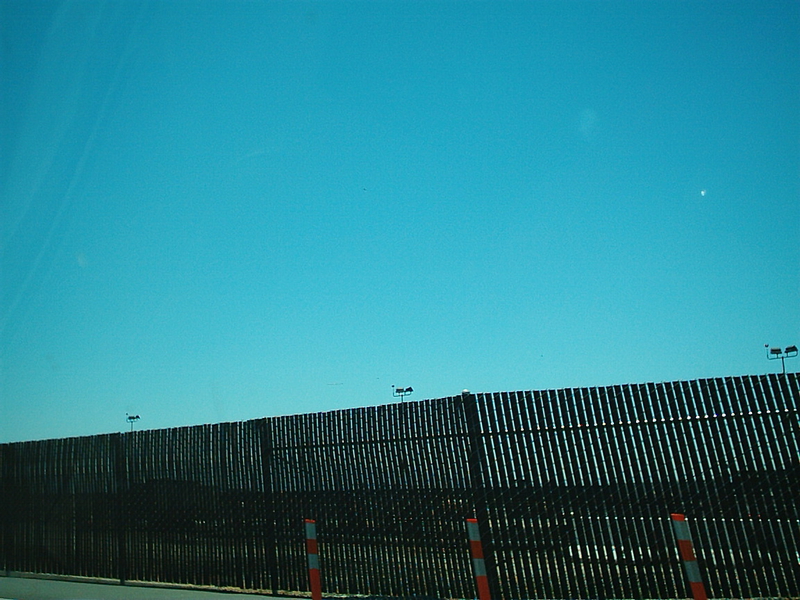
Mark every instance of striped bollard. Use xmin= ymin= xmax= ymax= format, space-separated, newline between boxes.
xmin=466 ymin=518 xmax=491 ymax=600
xmin=670 ymin=513 xmax=707 ymax=600
xmin=305 ymin=519 xmax=322 ymax=600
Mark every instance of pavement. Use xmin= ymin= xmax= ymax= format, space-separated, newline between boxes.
xmin=0 ymin=575 xmax=284 ymax=600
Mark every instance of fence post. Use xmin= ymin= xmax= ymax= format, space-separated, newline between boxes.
xmin=1 ymin=443 xmax=14 ymax=575
xmin=670 ymin=513 xmax=707 ymax=600
xmin=305 ymin=519 xmax=322 ymax=600
xmin=258 ymin=418 xmax=280 ymax=593
xmin=466 ymin=518 xmax=491 ymax=600
xmin=461 ymin=390 xmax=498 ymax=598
xmin=113 ymin=433 xmax=128 ymax=585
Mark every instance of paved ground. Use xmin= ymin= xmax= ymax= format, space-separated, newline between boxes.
xmin=0 ymin=576 xmax=282 ymax=600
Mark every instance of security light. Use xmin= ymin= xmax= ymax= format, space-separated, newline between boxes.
xmin=126 ymin=413 xmax=141 ymax=432
xmin=392 ymin=386 xmax=414 ymax=399
xmin=766 ymin=344 xmax=798 ymax=374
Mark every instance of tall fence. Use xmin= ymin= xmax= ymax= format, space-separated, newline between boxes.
xmin=1 ymin=373 xmax=798 ymax=599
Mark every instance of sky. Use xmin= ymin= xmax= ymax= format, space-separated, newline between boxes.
xmin=1 ymin=0 xmax=798 ymax=443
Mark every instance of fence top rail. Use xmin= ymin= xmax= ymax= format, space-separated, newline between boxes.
xmin=1 ymin=373 xmax=796 ymax=448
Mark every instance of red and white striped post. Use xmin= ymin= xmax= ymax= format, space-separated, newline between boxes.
xmin=305 ymin=519 xmax=322 ymax=600
xmin=670 ymin=513 xmax=707 ymax=600
xmin=466 ymin=518 xmax=491 ymax=600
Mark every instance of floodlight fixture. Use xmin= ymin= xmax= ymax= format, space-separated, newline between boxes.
xmin=126 ymin=413 xmax=141 ymax=432
xmin=392 ymin=385 xmax=414 ymax=400
xmin=765 ymin=344 xmax=798 ymax=374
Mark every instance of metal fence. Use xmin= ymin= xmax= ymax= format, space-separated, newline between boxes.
xmin=1 ymin=373 xmax=798 ymax=598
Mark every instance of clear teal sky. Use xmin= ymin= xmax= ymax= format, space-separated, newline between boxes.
xmin=2 ymin=1 xmax=798 ymax=443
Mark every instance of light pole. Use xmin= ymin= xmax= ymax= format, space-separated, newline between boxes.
xmin=765 ymin=344 xmax=798 ymax=374
xmin=126 ymin=413 xmax=140 ymax=432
